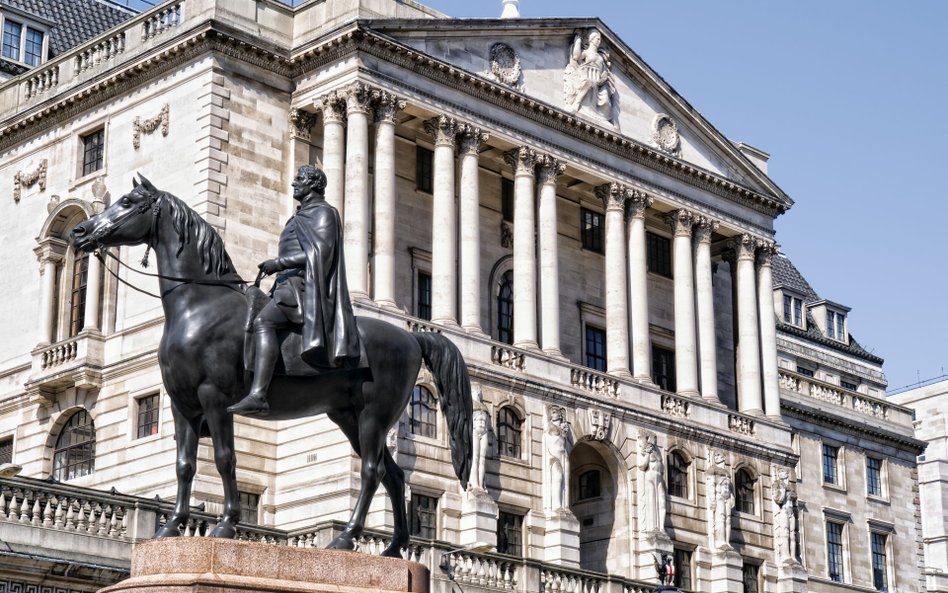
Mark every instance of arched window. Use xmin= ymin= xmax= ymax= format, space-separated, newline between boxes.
xmin=497 ymin=270 xmax=514 ymax=345
xmin=577 ymin=469 xmax=602 ymax=501
xmin=409 ymin=386 xmax=438 ymax=439
xmin=667 ymin=451 xmax=689 ymax=498
xmin=735 ymin=468 xmax=756 ymax=514
xmin=496 ymin=406 xmax=523 ymax=458
xmin=53 ymin=410 xmax=95 ymax=481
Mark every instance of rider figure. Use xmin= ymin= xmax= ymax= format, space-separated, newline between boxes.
xmin=228 ymin=165 xmax=361 ymax=417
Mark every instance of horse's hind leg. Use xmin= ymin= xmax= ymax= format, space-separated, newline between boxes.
xmin=203 ymin=392 xmax=241 ymax=538
xmin=155 ymin=403 xmax=199 ymax=537
xmin=380 ymin=447 xmax=408 ymax=558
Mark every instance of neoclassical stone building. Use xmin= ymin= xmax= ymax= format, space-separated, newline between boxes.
xmin=0 ymin=0 xmax=924 ymax=592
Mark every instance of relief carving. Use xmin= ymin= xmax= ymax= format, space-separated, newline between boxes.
xmin=13 ymin=158 xmax=47 ymax=203
xmin=587 ymin=408 xmax=611 ymax=441
xmin=651 ymin=113 xmax=681 ymax=156
xmin=484 ymin=42 xmax=523 ymax=90
xmin=563 ymin=29 xmax=619 ymax=128
xmin=132 ymin=103 xmax=170 ymax=149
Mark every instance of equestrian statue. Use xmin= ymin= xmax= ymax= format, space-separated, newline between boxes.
xmin=70 ymin=166 xmax=472 ymax=557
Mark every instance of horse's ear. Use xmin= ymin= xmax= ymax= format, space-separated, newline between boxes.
xmin=132 ymin=176 xmax=140 ymax=188
xmin=138 ymin=174 xmax=157 ymax=193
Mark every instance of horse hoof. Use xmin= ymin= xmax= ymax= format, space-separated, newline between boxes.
xmin=209 ymin=522 xmax=238 ymax=538
xmin=153 ymin=525 xmax=182 ymax=538
xmin=381 ymin=545 xmax=403 ymax=558
xmin=327 ymin=535 xmax=355 ymax=551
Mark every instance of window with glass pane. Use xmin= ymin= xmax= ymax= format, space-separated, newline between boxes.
xmin=68 ymin=251 xmax=90 ymax=337
xmin=667 ymin=452 xmax=689 ymax=498
xmin=822 ymin=444 xmax=839 ymax=484
xmin=0 ymin=437 xmax=12 ymax=465
xmin=497 ymin=270 xmax=514 ymax=344
xmin=53 ymin=410 xmax=96 ymax=481
xmin=871 ymin=532 xmax=888 ymax=591
xmin=417 ymin=272 xmax=432 ymax=321
xmin=646 ymin=232 xmax=672 ymax=278
xmin=496 ymin=407 xmax=522 ymax=458
xmin=24 ymin=27 xmax=42 ymax=66
xmin=501 ymin=178 xmax=514 ymax=223
xmin=496 ymin=511 xmax=523 ymax=556
xmin=239 ymin=491 xmax=259 ymax=525
xmin=652 ymin=345 xmax=676 ymax=392
xmin=2 ymin=20 xmax=21 ymax=61
xmin=826 ymin=521 xmax=844 ymax=582
xmin=742 ymin=562 xmax=760 ymax=593
xmin=866 ymin=457 xmax=883 ymax=497
xmin=836 ymin=314 xmax=845 ymax=339
xmin=82 ymin=129 xmax=105 ymax=176
xmin=841 ymin=379 xmax=858 ymax=391
xmin=585 ymin=325 xmax=606 ymax=372
xmin=826 ymin=311 xmax=835 ymax=338
xmin=577 ymin=469 xmax=601 ymax=501
xmin=136 ymin=394 xmax=160 ymax=439
xmin=409 ymin=493 xmax=437 ymax=539
xmin=416 ymin=146 xmax=433 ymax=193
xmin=783 ymin=295 xmax=803 ymax=326
xmin=673 ymin=548 xmax=692 ymax=590
xmin=796 ymin=366 xmax=814 ymax=378
xmin=581 ymin=208 xmax=604 ymax=253
xmin=409 ymin=386 xmax=437 ymax=438
xmin=735 ymin=469 xmax=755 ymax=514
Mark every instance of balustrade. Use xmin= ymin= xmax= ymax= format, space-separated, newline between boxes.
xmin=778 ymin=370 xmax=890 ymax=419
xmin=142 ymin=3 xmax=183 ymax=41
xmin=570 ymin=368 xmax=619 ymax=397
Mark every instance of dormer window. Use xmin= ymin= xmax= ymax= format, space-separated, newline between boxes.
xmin=826 ymin=310 xmax=846 ymax=341
xmin=1 ymin=13 xmax=47 ymax=67
xmin=783 ymin=294 xmax=804 ymax=326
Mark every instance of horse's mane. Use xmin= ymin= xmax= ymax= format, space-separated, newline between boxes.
xmin=161 ymin=191 xmax=235 ymax=278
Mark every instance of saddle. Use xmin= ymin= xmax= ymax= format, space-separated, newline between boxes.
xmin=243 ymin=284 xmax=369 ymax=378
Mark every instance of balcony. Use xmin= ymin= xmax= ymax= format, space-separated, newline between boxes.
xmin=25 ymin=331 xmax=105 ymax=404
xmin=777 ymin=369 xmax=893 ymax=421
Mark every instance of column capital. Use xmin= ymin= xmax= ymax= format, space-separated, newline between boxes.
xmin=503 ymin=146 xmax=538 ymax=176
xmin=664 ymin=209 xmax=696 ymax=237
xmin=457 ymin=123 xmax=490 ymax=155
xmin=536 ymin=154 xmax=565 ymax=186
xmin=594 ymin=182 xmax=627 ymax=211
xmin=315 ymin=91 xmax=347 ymax=124
xmin=756 ymin=241 xmax=778 ymax=267
xmin=626 ymin=189 xmax=653 ymax=219
xmin=289 ymin=108 xmax=317 ymax=141
xmin=372 ymin=90 xmax=405 ymax=124
xmin=693 ymin=216 xmax=720 ymax=244
xmin=424 ymin=115 xmax=460 ymax=147
xmin=344 ymin=81 xmax=374 ymax=115
xmin=726 ymin=233 xmax=763 ymax=261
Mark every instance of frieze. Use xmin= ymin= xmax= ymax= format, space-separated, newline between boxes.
xmin=132 ymin=103 xmax=169 ymax=149
xmin=483 ymin=42 xmax=523 ymax=90
xmin=13 ymin=159 xmax=47 ymax=203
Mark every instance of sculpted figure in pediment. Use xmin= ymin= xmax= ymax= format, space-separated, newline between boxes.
xmin=563 ymin=29 xmax=619 ymax=127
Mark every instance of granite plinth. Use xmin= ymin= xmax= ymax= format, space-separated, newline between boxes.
xmin=99 ymin=539 xmax=429 ymax=593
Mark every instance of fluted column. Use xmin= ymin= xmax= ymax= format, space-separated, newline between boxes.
xmin=457 ymin=125 xmax=489 ymax=333
xmin=34 ymin=241 xmax=65 ymax=345
xmin=503 ymin=147 xmax=538 ymax=349
xmin=595 ymin=182 xmax=630 ymax=376
xmin=315 ymin=92 xmax=347 ymax=214
xmin=694 ymin=217 xmax=719 ymax=402
xmin=343 ymin=83 xmax=372 ymax=298
xmin=424 ymin=115 xmax=461 ymax=325
xmin=730 ymin=235 xmax=763 ymax=414
xmin=536 ymin=154 xmax=565 ymax=356
xmin=666 ymin=210 xmax=699 ymax=396
xmin=626 ymin=191 xmax=654 ymax=383
xmin=372 ymin=91 xmax=405 ymax=308
xmin=82 ymin=254 xmax=102 ymax=332
xmin=757 ymin=243 xmax=781 ymax=417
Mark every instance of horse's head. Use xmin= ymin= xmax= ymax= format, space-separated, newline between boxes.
xmin=71 ymin=174 xmax=162 ymax=253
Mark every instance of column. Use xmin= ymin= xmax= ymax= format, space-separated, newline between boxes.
xmin=288 ymin=107 xmax=317 ymax=214
xmin=424 ymin=115 xmax=460 ymax=325
xmin=757 ymin=242 xmax=781 ymax=417
xmin=315 ymin=92 xmax=346 ymax=214
xmin=82 ymin=253 xmax=102 ymax=332
xmin=536 ymin=154 xmax=565 ymax=356
xmin=503 ymin=147 xmax=538 ymax=349
xmin=372 ymin=92 xmax=405 ymax=309
xmin=35 ymin=247 xmax=63 ymax=345
xmin=666 ymin=210 xmax=699 ymax=396
xmin=595 ymin=182 xmax=630 ymax=376
xmin=457 ymin=124 xmax=489 ymax=333
xmin=730 ymin=234 xmax=763 ymax=414
xmin=626 ymin=190 xmax=653 ymax=383
xmin=694 ymin=217 xmax=720 ymax=402
xmin=343 ymin=82 xmax=372 ymax=298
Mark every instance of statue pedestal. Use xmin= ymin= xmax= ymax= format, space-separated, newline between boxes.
xmin=99 ymin=539 xmax=428 ymax=593
xmin=636 ymin=531 xmax=672 ymax=583
xmin=708 ymin=547 xmax=742 ymax=593
xmin=460 ymin=488 xmax=498 ymax=548
xmin=543 ymin=510 xmax=580 ymax=568
xmin=775 ymin=560 xmax=808 ymax=593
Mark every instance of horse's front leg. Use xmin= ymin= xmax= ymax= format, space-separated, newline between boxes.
xmin=155 ymin=405 xmax=199 ymax=537
xmin=203 ymin=391 xmax=241 ymax=538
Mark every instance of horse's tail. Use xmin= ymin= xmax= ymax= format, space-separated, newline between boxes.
xmin=413 ymin=332 xmax=472 ymax=489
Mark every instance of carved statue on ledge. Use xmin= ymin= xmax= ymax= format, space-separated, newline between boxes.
xmin=563 ymin=29 xmax=620 ymax=127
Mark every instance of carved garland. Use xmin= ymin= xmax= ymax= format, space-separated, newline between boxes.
xmin=132 ymin=103 xmax=170 ymax=149
xmin=13 ymin=159 xmax=47 ymax=203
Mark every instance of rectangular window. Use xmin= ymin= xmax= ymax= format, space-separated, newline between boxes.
xmin=673 ymin=548 xmax=693 ymax=590
xmin=841 ymin=379 xmax=858 ymax=391
xmin=24 ymin=27 xmax=42 ymax=66
xmin=652 ymin=345 xmax=676 ymax=392
xmin=796 ymin=366 xmax=815 ymax=378
xmin=417 ymin=272 xmax=432 ymax=321
xmin=81 ymin=128 xmax=105 ymax=176
xmin=497 ymin=511 xmax=523 ymax=556
xmin=68 ymin=252 xmax=90 ymax=337
xmin=409 ymin=493 xmax=438 ymax=539
xmin=501 ymin=177 xmax=514 ymax=223
xmin=866 ymin=457 xmax=883 ymax=497
xmin=416 ymin=146 xmax=433 ymax=194
xmin=822 ymin=444 xmax=839 ymax=484
xmin=826 ymin=521 xmax=844 ymax=582
xmin=0 ymin=437 xmax=12 ymax=465
xmin=2 ymin=20 xmax=21 ymax=61
xmin=871 ymin=532 xmax=888 ymax=592
xmin=783 ymin=295 xmax=803 ymax=326
xmin=136 ymin=394 xmax=160 ymax=439
xmin=827 ymin=310 xmax=846 ymax=341
xmin=238 ymin=491 xmax=259 ymax=525
xmin=580 ymin=208 xmax=604 ymax=253
xmin=584 ymin=325 xmax=606 ymax=372
xmin=646 ymin=232 xmax=672 ymax=278
xmin=742 ymin=562 xmax=760 ymax=593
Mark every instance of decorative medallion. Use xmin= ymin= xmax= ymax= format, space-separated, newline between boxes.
xmin=651 ymin=113 xmax=681 ymax=156
xmin=484 ymin=43 xmax=523 ymax=89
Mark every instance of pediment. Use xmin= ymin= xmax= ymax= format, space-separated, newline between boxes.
xmin=366 ymin=18 xmax=788 ymax=203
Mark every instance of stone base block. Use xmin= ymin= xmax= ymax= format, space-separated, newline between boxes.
xmin=460 ymin=488 xmax=498 ymax=548
xmin=100 ymin=539 xmax=428 ymax=593
xmin=543 ymin=510 xmax=580 ymax=568
xmin=636 ymin=531 xmax=672 ymax=581
xmin=775 ymin=560 xmax=808 ymax=593
xmin=709 ymin=548 xmax=742 ymax=593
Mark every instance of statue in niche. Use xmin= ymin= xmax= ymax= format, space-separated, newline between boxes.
xmin=772 ymin=467 xmax=799 ymax=565
xmin=563 ymin=29 xmax=619 ymax=127
xmin=706 ymin=450 xmax=734 ymax=550
xmin=469 ymin=384 xmax=490 ymax=493
xmin=544 ymin=405 xmax=572 ymax=512
xmin=637 ymin=431 xmax=667 ymax=534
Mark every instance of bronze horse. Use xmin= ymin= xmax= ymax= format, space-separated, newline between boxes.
xmin=70 ymin=176 xmax=472 ymax=556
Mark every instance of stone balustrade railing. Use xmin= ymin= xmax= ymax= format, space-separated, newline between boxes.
xmin=570 ymin=368 xmax=619 ymax=398
xmin=449 ymin=552 xmax=520 ymax=590
xmin=75 ymin=33 xmax=127 ymax=73
xmin=778 ymin=370 xmax=890 ymax=420
xmin=491 ymin=345 xmax=525 ymax=371
xmin=142 ymin=3 xmax=184 ymax=41
xmin=39 ymin=337 xmax=79 ymax=369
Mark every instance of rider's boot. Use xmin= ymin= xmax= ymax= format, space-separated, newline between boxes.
xmin=227 ymin=326 xmax=278 ymax=417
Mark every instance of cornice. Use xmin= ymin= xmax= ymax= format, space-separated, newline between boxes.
xmin=780 ymin=397 xmax=925 ymax=453
xmin=776 ymin=321 xmax=884 ymax=365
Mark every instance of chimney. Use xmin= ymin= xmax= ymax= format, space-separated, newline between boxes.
xmin=501 ymin=0 xmax=520 ymax=18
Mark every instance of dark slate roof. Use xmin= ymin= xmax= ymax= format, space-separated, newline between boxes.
xmin=772 ymin=254 xmax=820 ymax=302
xmin=1 ymin=0 xmax=135 ymax=57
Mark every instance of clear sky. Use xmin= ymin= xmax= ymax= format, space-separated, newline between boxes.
xmin=123 ymin=0 xmax=947 ymax=391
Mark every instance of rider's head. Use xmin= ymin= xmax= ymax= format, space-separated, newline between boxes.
xmin=297 ymin=165 xmax=328 ymax=196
